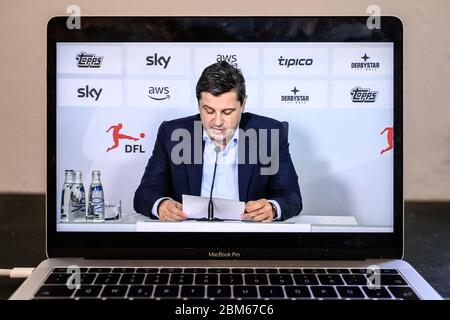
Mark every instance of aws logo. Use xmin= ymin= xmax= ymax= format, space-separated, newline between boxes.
xmin=216 ymin=54 xmax=239 ymax=68
xmin=106 ymin=123 xmax=146 ymax=154
xmin=148 ymin=86 xmax=170 ymax=101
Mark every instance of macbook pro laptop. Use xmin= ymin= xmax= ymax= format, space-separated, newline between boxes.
xmin=10 ymin=16 xmax=442 ymax=300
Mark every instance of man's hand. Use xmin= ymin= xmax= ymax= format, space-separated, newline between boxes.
xmin=158 ymin=199 xmax=187 ymax=221
xmin=242 ymin=199 xmax=275 ymax=222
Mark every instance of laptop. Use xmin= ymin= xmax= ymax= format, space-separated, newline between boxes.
xmin=10 ymin=16 xmax=442 ymax=300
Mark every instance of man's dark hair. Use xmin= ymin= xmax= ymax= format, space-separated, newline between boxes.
xmin=196 ymin=61 xmax=246 ymax=105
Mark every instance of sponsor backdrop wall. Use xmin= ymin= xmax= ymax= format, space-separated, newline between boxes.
xmin=57 ymin=42 xmax=394 ymax=225
xmin=1 ymin=0 xmax=450 ymax=205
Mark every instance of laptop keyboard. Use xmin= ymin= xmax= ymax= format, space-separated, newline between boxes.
xmin=33 ymin=267 xmax=419 ymax=300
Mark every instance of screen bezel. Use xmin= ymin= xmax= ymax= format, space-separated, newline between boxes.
xmin=47 ymin=16 xmax=403 ymax=259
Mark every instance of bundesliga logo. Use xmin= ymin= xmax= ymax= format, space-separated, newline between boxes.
xmin=76 ymin=52 xmax=103 ymax=68
xmin=350 ymin=87 xmax=378 ymax=103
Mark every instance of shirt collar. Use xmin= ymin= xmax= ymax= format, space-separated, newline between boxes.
xmin=202 ymin=127 xmax=240 ymax=144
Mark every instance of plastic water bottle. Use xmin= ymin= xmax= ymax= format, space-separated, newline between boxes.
xmin=60 ymin=170 xmax=74 ymax=222
xmin=70 ymin=171 xmax=86 ymax=221
xmin=88 ymin=170 xmax=105 ymax=222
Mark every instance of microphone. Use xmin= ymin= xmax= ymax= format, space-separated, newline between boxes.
xmin=207 ymin=145 xmax=222 ymax=221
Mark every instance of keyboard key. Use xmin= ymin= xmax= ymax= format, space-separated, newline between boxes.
xmin=46 ymin=272 xmax=94 ymax=285
xmin=181 ymin=286 xmax=205 ymax=298
xmin=35 ymin=285 xmax=75 ymax=298
xmin=363 ymin=286 xmax=392 ymax=299
xmin=303 ymin=269 xmax=326 ymax=274
xmin=311 ymin=286 xmax=338 ymax=298
xmin=136 ymin=268 xmax=159 ymax=273
xmin=231 ymin=268 xmax=254 ymax=273
xmin=285 ymin=286 xmax=311 ymax=298
xmin=380 ymin=275 xmax=407 ymax=286
xmin=350 ymin=269 xmax=367 ymax=274
xmin=358 ymin=268 xmax=399 ymax=275
xmin=145 ymin=273 xmax=169 ymax=285
xmin=88 ymin=268 xmax=112 ymax=273
xmin=53 ymin=267 xmax=88 ymax=273
xmin=233 ymin=286 xmax=258 ymax=298
xmin=293 ymin=274 xmax=319 ymax=285
xmin=269 ymin=274 xmax=294 ymax=285
xmin=220 ymin=274 xmax=243 ymax=285
xmin=255 ymin=268 xmax=278 ymax=274
xmin=388 ymin=287 xmax=419 ymax=300
xmin=154 ymin=285 xmax=179 ymax=298
xmin=160 ymin=268 xmax=182 ymax=273
xmin=101 ymin=285 xmax=128 ymax=298
xmin=74 ymin=285 xmax=102 ymax=298
xmin=120 ymin=273 xmax=145 ymax=285
xmin=318 ymin=275 xmax=344 ymax=285
xmin=195 ymin=274 xmax=218 ymax=285
xmin=207 ymin=286 xmax=232 ymax=298
xmin=208 ymin=268 xmax=231 ymax=273
xmin=170 ymin=274 xmax=194 ymax=285
xmin=326 ymin=269 xmax=350 ymax=274
xmin=128 ymin=286 xmax=154 ymax=298
xmin=336 ymin=286 xmax=365 ymax=299
xmin=94 ymin=273 xmax=121 ymax=285
xmin=245 ymin=274 xmax=268 ymax=285
xmin=80 ymin=273 xmax=96 ymax=285
xmin=343 ymin=274 xmax=368 ymax=286
xmin=184 ymin=268 xmax=206 ymax=273
xmin=279 ymin=268 xmax=302 ymax=274
xmin=259 ymin=286 xmax=284 ymax=298
xmin=112 ymin=268 xmax=135 ymax=273
xmin=45 ymin=273 xmax=71 ymax=285
xmin=380 ymin=269 xmax=399 ymax=274
xmin=366 ymin=274 xmax=407 ymax=286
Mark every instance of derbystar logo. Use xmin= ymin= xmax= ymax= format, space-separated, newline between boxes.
xmin=350 ymin=87 xmax=378 ymax=103
xmin=281 ymin=86 xmax=310 ymax=103
xmin=350 ymin=53 xmax=380 ymax=71
xmin=106 ymin=123 xmax=146 ymax=153
xmin=76 ymin=52 xmax=103 ymax=68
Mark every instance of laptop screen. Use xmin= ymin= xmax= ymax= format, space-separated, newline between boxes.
xmin=53 ymin=18 xmax=398 ymax=235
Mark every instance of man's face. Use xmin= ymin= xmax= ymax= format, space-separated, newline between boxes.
xmin=198 ymin=90 xmax=245 ymax=144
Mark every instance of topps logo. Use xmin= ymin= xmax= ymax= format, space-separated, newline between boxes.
xmin=208 ymin=251 xmax=241 ymax=258
xmin=76 ymin=52 xmax=103 ymax=68
xmin=351 ymin=87 xmax=378 ymax=103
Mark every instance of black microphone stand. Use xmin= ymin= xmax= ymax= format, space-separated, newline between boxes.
xmin=198 ymin=146 xmax=223 ymax=222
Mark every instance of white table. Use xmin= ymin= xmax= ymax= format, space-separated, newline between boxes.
xmin=57 ymin=213 xmax=392 ymax=233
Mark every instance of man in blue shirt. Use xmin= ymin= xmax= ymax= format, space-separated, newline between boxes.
xmin=134 ymin=61 xmax=302 ymax=221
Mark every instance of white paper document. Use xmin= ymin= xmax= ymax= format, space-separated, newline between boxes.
xmin=182 ymin=194 xmax=245 ymax=220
